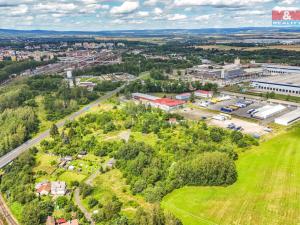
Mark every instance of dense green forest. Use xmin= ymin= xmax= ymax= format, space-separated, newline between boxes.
xmin=0 ymin=60 xmax=55 ymax=83
xmin=0 ymin=75 xmax=99 ymax=157
xmin=141 ymin=42 xmax=300 ymax=66
xmin=123 ymin=79 xmax=218 ymax=94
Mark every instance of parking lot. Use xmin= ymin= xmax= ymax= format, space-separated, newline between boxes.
xmin=204 ymin=97 xmax=296 ymax=125
xmin=177 ymin=107 xmax=268 ymax=135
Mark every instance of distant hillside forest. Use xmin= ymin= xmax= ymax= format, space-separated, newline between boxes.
xmin=0 ymin=60 xmax=55 ymax=83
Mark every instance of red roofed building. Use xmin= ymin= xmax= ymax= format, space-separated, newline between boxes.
xmin=56 ymin=218 xmax=67 ymax=224
xmin=60 ymin=219 xmax=79 ymax=225
xmin=194 ymin=90 xmax=213 ymax=98
xmin=36 ymin=182 xmax=51 ymax=196
xmin=151 ymin=98 xmax=185 ymax=111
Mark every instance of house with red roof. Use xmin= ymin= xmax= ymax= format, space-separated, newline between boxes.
xmin=56 ymin=218 xmax=67 ymax=224
xmin=35 ymin=182 xmax=51 ymax=196
xmin=60 ymin=219 xmax=79 ymax=225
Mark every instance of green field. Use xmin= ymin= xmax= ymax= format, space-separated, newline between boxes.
xmin=162 ymin=126 xmax=300 ymax=225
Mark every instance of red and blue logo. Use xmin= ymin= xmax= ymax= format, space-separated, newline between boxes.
xmin=272 ymin=9 xmax=300 ymax=26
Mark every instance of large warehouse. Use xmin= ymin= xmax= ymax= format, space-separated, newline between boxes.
xmin=252 ymin=104 xmax=286 ymax=120
xmin=275 ymin=108 xmax=300 ymax=126
xmin=251 ymin=75 xmax=300 ymax=96
xmin=263 ymin=64 xmax=300 ymax=75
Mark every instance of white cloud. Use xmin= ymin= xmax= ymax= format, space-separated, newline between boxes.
xmin=273 ymin=6 xmax=299 ymax=11
xmin=110 ymin=1 xmax=139 ymax=14
xmin=81 ymin=0 xmax=97 ymax=4
xmin=52 ymin=13 xmax=64 ymax=18
xmin=280 ymin=0 xmax=297 ymax=4
xmin=195 ymin=14 xmax=211 ymax=20
xmin=34 ymin=2 xmax=77 ymax=13
xmin=153 ymin=7 xmax=163 ymax=15
xmin=235 ymin=10 xmax=267 ymax=16
xmin=11 ymin=4 xmax=28 ymax=16
xmin=137 ymin=11 xmax=150 ymax=17
xmin=111 ymin=19 xmax=125 ymax=24
xmin=144 ymin=0 xmax=171 ymax=6
xmin=168 ymin=13 xmax=187 ymax=20
xmin=144 ymin=0 xmax=159 ymax=6
xmin=174 ymin=0 xmax=272 ymax=7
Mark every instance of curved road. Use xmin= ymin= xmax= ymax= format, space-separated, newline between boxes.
xmin=0 ymin=78 xmax=138 ymax=169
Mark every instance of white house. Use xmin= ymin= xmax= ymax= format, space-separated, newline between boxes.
xmin=51 ymin=181 xmax=67 ymax=196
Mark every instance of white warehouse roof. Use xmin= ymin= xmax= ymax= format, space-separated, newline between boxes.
xmin=132 ymin=93 xmax=160 ymax=101
xmin=254 ymin=105 xmax=286 ymax=119
xmin=275 ymin=108 xmax=300 ymax=126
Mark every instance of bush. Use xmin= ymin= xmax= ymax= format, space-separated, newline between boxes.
xmin=88 ymin=198 xmax=99 ymax=209
xmin=170 ymin=152 xmax=237 ymax=187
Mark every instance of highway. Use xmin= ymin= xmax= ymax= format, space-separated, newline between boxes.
xmin=0 ymin=80 xmax=134 ymax=169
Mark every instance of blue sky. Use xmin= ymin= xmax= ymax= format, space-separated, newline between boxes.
xmin=0 ymin=0 xmax=299 ymax=31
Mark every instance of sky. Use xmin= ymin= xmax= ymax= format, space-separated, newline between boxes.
xmin=0 ymin=0 xmax=299 ymax=31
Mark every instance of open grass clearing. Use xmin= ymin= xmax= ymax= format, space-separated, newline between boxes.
xmin=33 ymin=153 xmax=59 ymax=174
xmin=162 ymin=126 xmax=300 ymax=225
xmin=82 ymin=169 xmax=152 ymax=219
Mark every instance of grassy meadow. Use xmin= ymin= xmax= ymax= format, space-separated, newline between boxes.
xmin=162 ymin=126 xmax=300 ymax=225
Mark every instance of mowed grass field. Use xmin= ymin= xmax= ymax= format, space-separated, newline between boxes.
xmin=162 ymin=126 xmax=300 ymax=225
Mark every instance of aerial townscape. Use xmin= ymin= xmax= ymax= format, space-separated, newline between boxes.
xmin=0 ymin=1 xmax=300 ymax=225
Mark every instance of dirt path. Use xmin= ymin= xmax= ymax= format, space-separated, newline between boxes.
xmin=74 ymin=188 xmax=95 ymax=225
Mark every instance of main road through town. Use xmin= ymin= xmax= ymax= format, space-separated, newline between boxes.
xmin=0 ymin=75 xmax=143 ymax=169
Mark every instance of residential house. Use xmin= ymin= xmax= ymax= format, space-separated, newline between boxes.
xmin=35 ymin=182 xmax=51 ymax=196
xmin=51 ymin=181 xmax=67 ymax=196
xmin=61 ymin=220 xmax=79 ymax=225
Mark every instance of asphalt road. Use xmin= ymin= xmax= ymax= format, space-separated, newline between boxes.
xmin=0 ymin=81 xmax=133 ymax=169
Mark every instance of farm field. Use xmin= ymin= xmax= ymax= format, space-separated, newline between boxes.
xmin=162 ymin=126 xmax=300 ymax=225
xmin=195 ymin=44 xmax=300 ymax=52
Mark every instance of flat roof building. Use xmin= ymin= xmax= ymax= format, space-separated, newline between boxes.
xmin=253 ymin=104 xmax=286 ymax=120
xmin=132 ymin=93 xmax=160 ymax=101
xmin=263 ymin=64 xmax=300 ymax=76
xmin=151 ymin=98 xmax=185 ymax=111
xmin=175 ymin=93 xmax=191 ymax=101
xmin=187 ymin=64 xmax=243 ymax=80
xmin=195 ymin=90 xmax=213 ymax=98
xmin=251 ymin=74 xmax=300 ymax=96
xmin=132 ymin=93 xmax=185 ymax=111
xmin=275 ymin=108 xmax=300 ymax=126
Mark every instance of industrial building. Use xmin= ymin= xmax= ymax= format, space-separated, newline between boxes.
xmin=263 ymin=64 xmax=300 ymax=75
xmin=187 ymin=61 xmax=243 ymax=81
xmin=275 ymin=108 xmax=300 ymax=126
xmin=251 ymin=74 xmax=300 ymax=96
xmin=252 ymin=104 xmax=286 ymax=120
xmin=195 ymin=90 xmax=213 ymax=98
xmin=151 ymin=98 xmax=185 ymax=111
xmin=132 ymin=93 xmax=185 ymax=111
xmin=175 ymin=93 xmax=191 ymax=101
